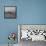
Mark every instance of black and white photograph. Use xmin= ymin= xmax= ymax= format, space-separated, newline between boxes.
xmin=4 ymin=6 xmax=16 ymax=19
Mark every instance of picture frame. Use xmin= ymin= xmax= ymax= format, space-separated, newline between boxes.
xmin=18 ymin=24 xmax=46 ymax=41
xmin=4 ymin=6 xmax=17 ymax=19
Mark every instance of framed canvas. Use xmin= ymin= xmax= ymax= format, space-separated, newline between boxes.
xmin=4 ymin=6 xmax=17 ymax=19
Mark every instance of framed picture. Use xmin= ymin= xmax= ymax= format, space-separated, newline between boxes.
xmin=18 ymin=24 xmax=46 ymax=42
xmin=4 ymin=6 xmax=17 ymax=19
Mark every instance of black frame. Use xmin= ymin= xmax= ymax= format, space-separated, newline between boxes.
xmin=4 ymin=6 xmax=17 ymax=19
